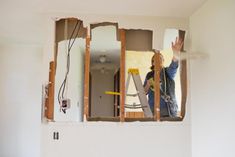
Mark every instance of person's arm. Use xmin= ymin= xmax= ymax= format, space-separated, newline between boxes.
xmin=144 ymin=72 xmax=152 ymax=94
xmin=144 ymin=80 xmax=151 ymax=94
xmin=166 ymin=37 xmax=183 ymax=79
xmin=172 ymin=37 xmax=183 ymax=62
xmin=166 ymin=60 xmax=179 ymax=79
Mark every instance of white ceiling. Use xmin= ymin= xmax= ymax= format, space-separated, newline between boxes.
xmin=0 ymin=0 xmax=206 ymax=44
xmin=44 ymin=0 xmax=206 ymax=17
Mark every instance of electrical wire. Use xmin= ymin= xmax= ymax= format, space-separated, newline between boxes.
xmin=57 ymin=20 xmax=81 ymax=111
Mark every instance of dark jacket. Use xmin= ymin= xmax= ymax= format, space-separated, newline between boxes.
xmin=144 ymin=60 xmax=178 ymax=117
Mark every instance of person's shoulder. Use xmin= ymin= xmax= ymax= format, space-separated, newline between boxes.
xmin=168 ymin=60 xmax=179 ymax=67
xmin=146 ymin=70 xmax=154 ymax=79
xmin=146 ymin=70 xmax=153 ymax=75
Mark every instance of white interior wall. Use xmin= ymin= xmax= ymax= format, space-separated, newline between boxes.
xmin=41 ymin=122 xmax=190 ymax=157
xmin=41 ymin=14 xmax=191 ymax=157
xmin=54 ymin=39 xmax=85 ymax=122
xmin=47 ymin=14 xmax=189 ymax=50
xmin=2 ymin=1 xmax=235 ymax=156
xmin=0 ymin=14 xmax=191 ymax=157
xmin=91 ymin=70 xmax=115 ymax=117
xmin=0 ymin=44 xmax=42 ymax=157
xmin=190 ymin=0 xmax=235 ymax=156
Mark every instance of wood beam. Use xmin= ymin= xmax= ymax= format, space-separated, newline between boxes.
xmin=84 ymin=35 xmax=91 ymax=120
xmin=179 ymin=30 xmax=187 ymax=119
xmin=45 ymin=61 xmax=55 ymax=120
xmin=180 ymin=58 xmax=187 ymax=119
xmin=154 ymin=52 xmax=161 ymax=121
xmin=120 ymin=29 xmax=126 ymax=122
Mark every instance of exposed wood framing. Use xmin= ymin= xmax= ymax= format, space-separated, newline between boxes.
xmin=160 ymin=116 xmax=182 ymax=121
xmin=50 ymin=17 xmax=188 ymax=122
xmin=87 ymin=117 xmax=120 ymax=122
xmin=161 ymin=30 xmax=187 ymax=121
xmin=45 ymin=61 xmax=55 ymax=120
xmin=180 ymin=58 xmax=187 ymax=119
xmin=120 ymin=29 xmax=126 ymax=122
xmin=54 ymin=42 xmax=58 ymax=72
xmin=84 ymin=35 xmax=91 ymax=119
xmin=154 ymin=52 xmax=161 ymax=121
xmin=179 ymin=30 xmax=187 ymax=119
xmin=125 ymin=118 xmax=154 ymax=122
xmin=126 ymin=112 xmax=144 ymax=118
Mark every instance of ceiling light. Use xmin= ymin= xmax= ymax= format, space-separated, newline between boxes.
xmin=99 ymin=55 xmax=106 ymax=63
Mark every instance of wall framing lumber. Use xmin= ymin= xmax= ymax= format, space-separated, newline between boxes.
xmin=84 ymin=35 xmax=91 ymax=120
xmin=154 ymin=52 xmax=161 ymax=121
xmin=45 ymin=61 xmax=55 ymax=120
xmin=120 ymin=29 xmax=126 ymax=122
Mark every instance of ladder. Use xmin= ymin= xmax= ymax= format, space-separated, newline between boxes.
xmin=125 ymin=69 xmax=153 ymax=118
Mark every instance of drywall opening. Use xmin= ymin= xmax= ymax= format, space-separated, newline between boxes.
xmin=44 ymin=18 xmax=87 ymax=122
xmin=123 ymin=28 xmax=187 ymax=121
xmin=86 ymin=27 xmax=187 ymax=122
xmin=125 ymin=50 xmax=154 ymax=118
xmin=46 ymin=18 xmax=187 ymax=122
xmin=54 ymin=38 xmax=85 ymax=122
xmin=161 ymin=28 xmax=187 ymax=120
xmin=89 ymin=24 xmax=121 ymax=118
xmin=161 ymin=29 xmax=183 ymax=113
xmin=55 ymin=19 xmax=86 ymax=122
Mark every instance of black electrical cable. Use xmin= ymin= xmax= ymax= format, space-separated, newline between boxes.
xmin=61 ymin=22 xmax=82 ymax=99
xmin=57 ymin=20 xmax=81 ymax=108
xmin=58 ymin=20 xmax=80 ymax=100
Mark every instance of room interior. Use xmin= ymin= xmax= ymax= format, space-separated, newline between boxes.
xmin=47 ymin=19 xmax=187 ymax=122
xmin=0 ymin=0 xmax=235 ymax=157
